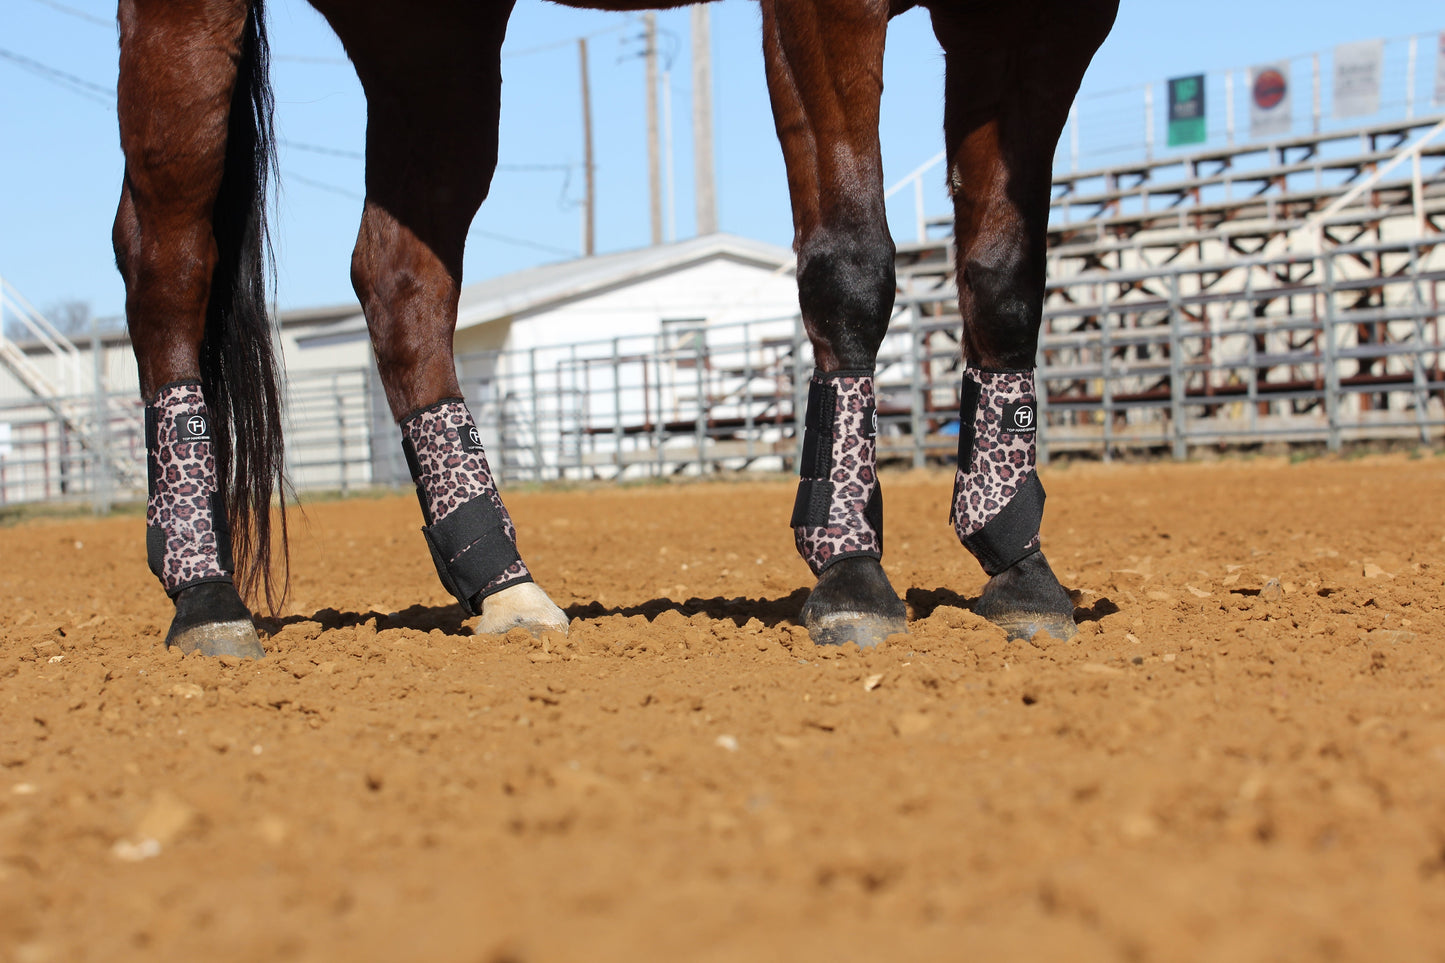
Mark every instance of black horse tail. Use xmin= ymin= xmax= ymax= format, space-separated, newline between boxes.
xmin=203 ymin=0 xmax=288 ymax=612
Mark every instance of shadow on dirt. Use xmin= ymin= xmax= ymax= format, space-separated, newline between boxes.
xmin=255 ymin=603 xmax=469 ymax=637
xmin=905 ymin=586 xmax=1121 ymax=626
xmin=904 ymin=587 xmax=979 ymax=618
xmin=564 ymin=589 xmax=811 ymax=628
xmin=1072 ymin=595 xmax=1121 ymax=623
xmin=255 ymin=589 xmax=1122 ymax=638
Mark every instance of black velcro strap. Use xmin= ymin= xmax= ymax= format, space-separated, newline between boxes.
xmin=962 ymin=473 xmax=1046 ymax=576
xmin=146 ymin=524 xmax=164 ymax=579
xmin=420 ymin=495 xmax=521 ymax=613
xmin=948 ymin=380 xmax=982 ymax=526
xmin=804 ymin=378 xmax=836 ymax=432
xmin=790 ymin=478 xmax=834 ymax=528
xmin=864 ymin=485 xmax=883 ymax=547
xmin=797 ymin=378 xmax=837 ymax=480
xmin=798 ymin=426 xmax=830 ymax=478
xmin=401 ymin=433 xmax=424 ymax=482
xmin=956 ymin=377 xmax=981 ymax=473
xmin=144 ymin=404 xmax=159 ymax=494
xmin=211 ymin=491 xmax=234 ymax=574
xmin=399 ymin=435 xmax=435 ymax=527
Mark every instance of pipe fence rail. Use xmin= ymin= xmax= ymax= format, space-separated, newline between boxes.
xmin=4 ymin=241 xmax=1438 ymax=510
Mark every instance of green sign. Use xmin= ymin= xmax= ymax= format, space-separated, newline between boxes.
xmin=1168 ymin=74 xmax=1206 ymax=147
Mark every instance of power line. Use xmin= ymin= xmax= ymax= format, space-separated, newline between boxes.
xmin=275 ymin=54 xmax=350 ymax=66
xmin=0 ymin=45 xmax=113 ymax=106
xmin=285 ymin=171 xmax=362 ymax=200
xmin=0 ymin=54 xmax=574 ymax=178
xmin=0 ymin=42 xmax=579 ymax=259
xmin=281 ymin=138 xmax=364 ymax=161
xmin=470 ymin=227 xmax=575 ymax=258
xmin=25 ymin=0 xmax=111 ymax=29
xmin=280 ymin=137 xmax=577 ymax=174
xmin=285 ymin=172 xmax=576 ymax=258
xmin=503 ymin=21 xmax=629 ymax=60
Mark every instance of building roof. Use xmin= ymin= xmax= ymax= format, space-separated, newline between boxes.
xmin=292 ymin=233 xmax=795 ymax=347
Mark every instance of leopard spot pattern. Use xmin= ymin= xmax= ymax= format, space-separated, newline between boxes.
xmin=146 ymin=383 xmax=229 ymax=594
xmin=952 ymin=368 xmax=1039 ymax=550
xmin=794 ymin=373 xmax=881 ymax=576
xmin=400 ymin=400 xmax=530 ymax=593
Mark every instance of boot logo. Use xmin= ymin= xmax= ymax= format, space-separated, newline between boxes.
xmin=1003 ymin=401 xmax=1036 ymax=434
xmin=461 ymin=425 xmax=485 ymax=452
xmin=178 ymin=414 xmax=210 ymax=441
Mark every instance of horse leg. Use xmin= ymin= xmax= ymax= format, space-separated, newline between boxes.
xmin=114 ymin=0 xmax=274 ymax=659
xmin=321 ymin=2 xmax=567 ymax=636
xmin=931 ymin=0 xmax=1116 ymax=640
xmin=760 ymin=0 xmax=906 ymax=647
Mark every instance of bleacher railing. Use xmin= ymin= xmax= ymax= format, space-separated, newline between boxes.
xmin=885 ymin=30 xmax=1445 ymax=244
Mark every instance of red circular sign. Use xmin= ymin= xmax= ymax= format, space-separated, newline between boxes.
xmin=1253 ymin=69 xmax=1287 ymax=110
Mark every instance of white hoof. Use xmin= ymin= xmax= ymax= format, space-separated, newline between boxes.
xmin=474 ymin=581 xmax=570 ymax=637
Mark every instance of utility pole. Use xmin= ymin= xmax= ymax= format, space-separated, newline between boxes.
xmin=691 ymin=6 xmax=717 ymax=235
xmin=579 ymin=37 xmax=596 ymax=257
xmin=645 ymin=14 xmax=663 ymax=246
xmin=663 ymin=67 xmax=676 ymax=242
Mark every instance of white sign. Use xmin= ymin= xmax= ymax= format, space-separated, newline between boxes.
xmin=1250 ymin=61 xmax=1293 ymax=139
xmin=1436 ymin=32 xmax=1445 ymax=106
xmin=1334 ymin=39 xmax=1384 ymax=118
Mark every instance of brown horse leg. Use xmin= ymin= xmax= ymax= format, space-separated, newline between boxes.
xmin=320 ymin=2 xmax=566 ymax=636
xmin=761 ymin=0 xmax=907 ymax=647
xmin=931 ymin=0 xmax=1116 ymax=640
xmin=114 ymin=0 xmax=267 ymax=658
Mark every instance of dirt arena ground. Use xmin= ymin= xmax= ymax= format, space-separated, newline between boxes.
xmin=2 ymin=455 xmax=1444 ymax=962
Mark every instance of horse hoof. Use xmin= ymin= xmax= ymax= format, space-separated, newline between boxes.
xmin=474 ymin=581 xmax=570 ymax=637
xmin=800 ymin=556 xmax=909 ymax=648
xmin=165 ymin=582 xmax=265 ymax=658
xmin=804 ymin=611 xmax=909 ymax=648
xmin=165 ymin=619 xmax=266 ymax=659
xmin=975 ymin=550 xmax=1077 ymax=642
xmin=987 ymin=612 xmax=1077 ymax=642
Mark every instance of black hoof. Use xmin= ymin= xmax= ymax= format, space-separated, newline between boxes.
xmin=165 ymin=581 xmax=266 ymax=659
xmin=974 ymin=550 xmax=1077 ymax=641
xmin=800 ymin=556 xmax=908 ymax=648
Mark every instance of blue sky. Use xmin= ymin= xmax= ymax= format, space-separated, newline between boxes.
xmin=0 ymin=0 xmax=1441 ymax=324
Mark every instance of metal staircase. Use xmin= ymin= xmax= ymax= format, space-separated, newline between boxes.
xmin=0 ymin=277 xmax=146 ymax=491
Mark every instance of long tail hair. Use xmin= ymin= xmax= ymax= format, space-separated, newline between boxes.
xmin=203 ymin=0 xmax=288 ymax=612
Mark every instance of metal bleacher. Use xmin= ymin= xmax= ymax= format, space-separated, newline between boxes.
xmin=887 ymin=113 xmax=1445 ymax=461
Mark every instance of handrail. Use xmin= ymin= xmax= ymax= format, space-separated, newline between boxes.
xmin=1290 ymin=115 xmax=1445 ymax=252
xmin=886 ymin=113 xmax=1445 ymax=246
xmin=884 ymin=149 xmax=947 ymax=244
